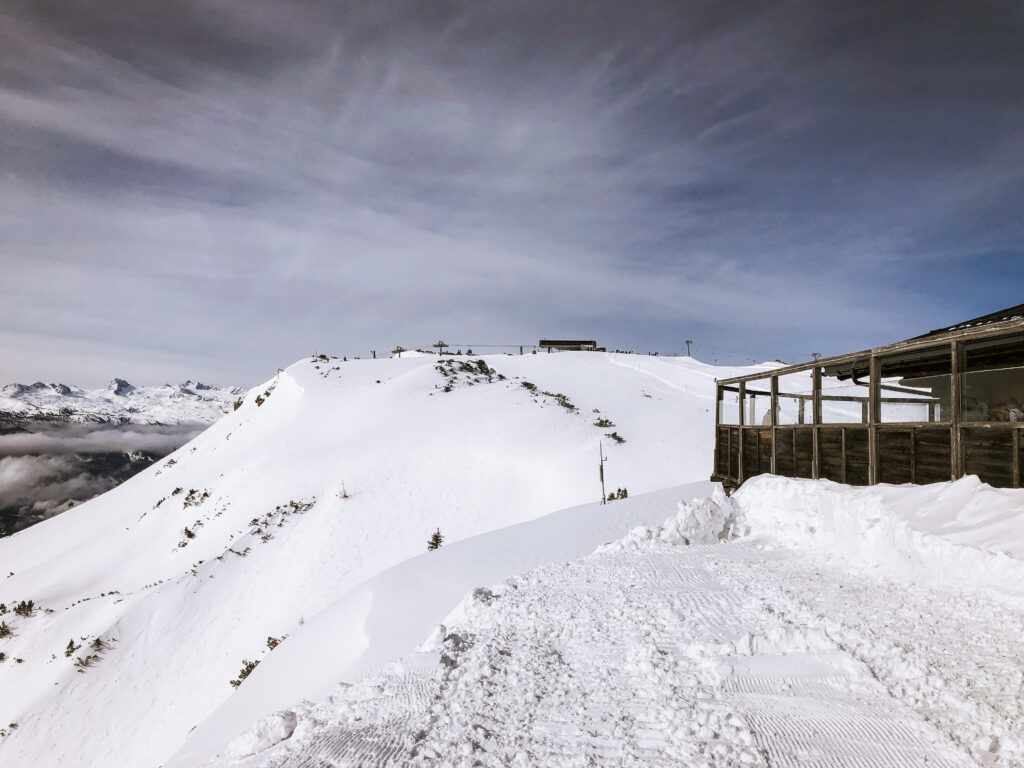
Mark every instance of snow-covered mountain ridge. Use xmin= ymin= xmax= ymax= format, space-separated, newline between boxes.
xmin=0 ymin=351 xmax=768 ymax=768
xmin=0 ymin=378 xmax=244 ymax=425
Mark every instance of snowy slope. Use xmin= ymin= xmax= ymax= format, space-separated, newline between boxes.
xmin=190 ymin=477 xmax=1024 ymax=768
xmin=168 ymin=482 xmax=716 ymax=768
xmin=0 ymin=352 xmax=764 ymax=768
xmin=0 ymin=379 xmax=243 ymax=425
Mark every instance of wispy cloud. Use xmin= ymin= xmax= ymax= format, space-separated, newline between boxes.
xmin=1 ymin=1 xmax=1022 ymax=385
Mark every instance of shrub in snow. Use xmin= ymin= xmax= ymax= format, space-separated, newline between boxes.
xmin=74 ymin=653 xmax=99 ymax=671
xmin=64 ymin=639 xmax=81 ymax=658
xmin=605 ymin=431 xmax=626 ymax=444
xmin=230 ymin=658 xmax=261 ymax=688
xmin=521 ymin=381 xmax=537 ymax=392
xmin=427 ymin=528 xmax=444 ymax=551
xmin=606 ymin=488 xmax=629 ymax=502
xmin=0 ymin=621 xmax=11 ymax=638
xmin=13 ymin=600 xmax=34 ymax=617
xmin=594 ymin=417 xmax=614 ymax=428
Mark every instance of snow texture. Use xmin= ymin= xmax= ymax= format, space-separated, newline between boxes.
xmin=193 ymin=477 xmax=1024 ymax=768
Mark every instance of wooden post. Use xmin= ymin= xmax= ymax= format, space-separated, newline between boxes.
xmin=770 ymin=376 xmax=779 ymax=475
xmin=910 ymin=427 xmax=917 ymax=484
xmin=737 ymin=381 xmax=746 ymax=484
xmin=1014 ymin=429 xmax=1020 ymax=489
xmin=868 ymin=356 xmax=881 ymax=484
xmin=841 ymin=427 xmax=847 ymax=484
xmin=950 ymin=341 xmax=965 ymax=480
xmin=812 ymin=367 xmax=822 ymax=479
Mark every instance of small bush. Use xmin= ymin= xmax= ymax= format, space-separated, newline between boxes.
xmin=594 ymin=417 xmax=614 ymax=428
xmin=266 ymin=636 xmax=281 ymax=650
xmin=230 ymin=658 xmax=260 ymax=688
xmin=172 ymin=487 xmax=183 ymax=496
xmin=521 ymin=381 xmax=537 ymax=392
xmin=427 ymin=528 xmax=444 ymax=551
xmin=605 ymin=431 xmax=626 ymax=444
xmin=74 ymin=654 xmax=99 ymax=670
xmin=13 ymin=600 xmax=34 ymax=617
xmin=606 ymin=488 xmax=629 ymax=502
xmin=65 ymin=639 xmax=81 ymax=658
xmin=233 ymin=398 xmax=244 ymax=411
xmin=183 ymin=527 xmax=195 ymax=539
xmin=0 ymin=622 xmax=11 ymax=638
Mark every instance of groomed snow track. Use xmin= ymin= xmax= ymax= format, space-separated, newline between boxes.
xmin=217 ymin=536 xmax=1021 ymax=768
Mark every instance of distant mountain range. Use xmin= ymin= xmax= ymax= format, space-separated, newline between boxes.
xmin=0 ymin=378 xmax=245 ymax=427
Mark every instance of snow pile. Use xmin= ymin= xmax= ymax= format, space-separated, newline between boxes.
xmin=732 ymin=474 xmax=1024 ymax=597
xmin=598 ymin=486 xmax=740 ymax=552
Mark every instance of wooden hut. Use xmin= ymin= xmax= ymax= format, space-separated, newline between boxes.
xmin=712 ymin=303 xmax=1024 ymax=490
xmin=539 ymin=339 xmax=598 ymax=351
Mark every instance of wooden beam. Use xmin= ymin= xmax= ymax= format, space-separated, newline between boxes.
xmin=770 ymin=376 xmax=778 ymax=475
xmin=812 ymin=367 xmax=822 ymax=478
xmin=950 ymin=341 xmax=965 ymax=480
xmin=868 ymin=356 xmax=881 ymax=485
xmin=1014 ymin=429 xmax=1020 ymax=489
xmin=737 ymin=382 xmax=745 ymax=485
xmin=841 ymin=427 xmax=847 ymax=484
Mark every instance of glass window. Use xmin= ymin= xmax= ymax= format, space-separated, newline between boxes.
xmin=776 ymin=370 xmax=813 ymax=425
xmin=718 ymin=386 xmax=740 ymax=425
xmin=742 ymin=378 xmax=774 ymax=425
xmin=962 ymin=334 xmax=1024 ymax=423
xmin=879 ymin=347 xmax=951 ymax=423
xmin=820 ymin=362 xmax=869 ymax=424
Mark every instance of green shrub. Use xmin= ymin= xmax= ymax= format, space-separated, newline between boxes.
xmin=230 ymin=658 xmax=260 ymax=688
xmin=594 ymin=417 xmax=614 ymax=428
xmin=13 ymin=600 xmax=34 ymax=617
xmin=427 ymin=528 xmax=444 ymax=551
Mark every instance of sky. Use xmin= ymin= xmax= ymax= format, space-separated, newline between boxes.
xmin=1 ymin=0 xmax=1022 ymax=387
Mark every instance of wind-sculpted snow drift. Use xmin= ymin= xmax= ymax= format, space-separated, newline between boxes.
xmin=0 ymin=352 xmax=760 ymax=768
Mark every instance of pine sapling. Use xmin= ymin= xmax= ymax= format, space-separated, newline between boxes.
xmin=427 ymin=528 xmax=444 ymax=551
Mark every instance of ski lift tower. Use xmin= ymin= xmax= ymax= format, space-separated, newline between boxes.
xmin=432 ymin=340 xmax=449 ymax=356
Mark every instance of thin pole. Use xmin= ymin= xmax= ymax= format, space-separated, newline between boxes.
xmin=684 ymin=339 xmax=693 ymax=356
xmin=599 ymin=441 xmax=607 ymax=504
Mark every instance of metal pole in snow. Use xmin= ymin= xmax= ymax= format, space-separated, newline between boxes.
xmin=599 ymin=441 xmax=607 ymax=505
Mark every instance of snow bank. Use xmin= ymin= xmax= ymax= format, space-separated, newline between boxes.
xmin=734 ymin=474 xmax=1024 ymax=597
xmin=597 ymin=486 xmax=740 ymax=551
xmin=167 ymin=483 xmax=713 ymax=768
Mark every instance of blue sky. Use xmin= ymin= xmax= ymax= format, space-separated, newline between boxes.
xmin=1 ymin=0 xmax=1022 ymax=386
